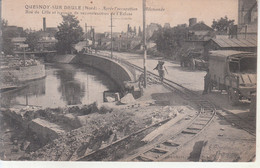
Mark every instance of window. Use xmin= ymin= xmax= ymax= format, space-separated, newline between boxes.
xmin=229 ymin=61 xmax=239 ymax=73
xmin=229 ymin=56 xmax=257 ymax=73
xmin=240 ymin=57 xmax=256 ymax=73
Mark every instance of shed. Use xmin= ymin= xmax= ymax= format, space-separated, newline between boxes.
xmin=205 ymin=36 xmax=257 ymax=52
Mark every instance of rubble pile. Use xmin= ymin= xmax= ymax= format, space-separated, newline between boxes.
xmin=25 ymin=111 xmax=142 ymax=161
xmin=120 ymin=93 xmax=136 ymax=104
xmin=19 ymin=103 xmax=185 ymax=161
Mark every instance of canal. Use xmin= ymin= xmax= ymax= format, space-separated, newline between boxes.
xmin=0 ymin=63 xmax=119 ymax=108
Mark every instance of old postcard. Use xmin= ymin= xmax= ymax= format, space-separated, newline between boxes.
xmin=0 ymin=0 xmax=258 ymax=167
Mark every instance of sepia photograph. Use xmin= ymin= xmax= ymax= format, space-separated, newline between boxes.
xmin=0 ymin=0 xmax=258 ymax=166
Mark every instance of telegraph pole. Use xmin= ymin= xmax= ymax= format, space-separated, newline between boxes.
xmin=92 ymin=27 xmax=95 ymax=48
xmin=110 ymin=13 xmax=113 ymax=58
xmin=127 ymin=24 xmax=129 ymax=50
xmin=85 ymin=24 xmax=96 ymax=48
xmin=143 ymin=0 xmax=147 ymax=88
xmin=85 ymin=23 xmax=91 ymax=45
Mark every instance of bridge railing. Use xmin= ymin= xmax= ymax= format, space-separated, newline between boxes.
xmin=95 ymin=52 xmax=140 ymax=82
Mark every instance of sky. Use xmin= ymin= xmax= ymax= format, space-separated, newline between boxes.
xmin=2 ymin=0 xmax=238 ymax=33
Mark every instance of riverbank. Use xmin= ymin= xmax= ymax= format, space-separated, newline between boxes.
xmin=0 ymin=83 xmax=194 ymax=160
xmin=1 ymin=80 xmax=255 ymax=162
xmin=0 ymin=55 xmax=46 ymax=91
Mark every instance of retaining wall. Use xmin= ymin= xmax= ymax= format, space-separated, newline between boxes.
xmin=78 ymin=54 xmax=136 ymax=90
xmin=1 ymin=65 xmax=45 ymax=82
xmin=46 ymin=54 xmax=78 ymax=63
xmin=46 ymin=53 xmax=136 ymax=90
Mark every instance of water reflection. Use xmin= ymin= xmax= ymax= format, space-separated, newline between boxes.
xmin=1 ymin=63 xmax=119 ymax=108
xmin=0 ymin=78 xmax=46 ymax=107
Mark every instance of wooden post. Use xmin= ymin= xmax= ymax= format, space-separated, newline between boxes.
xmin=111 ymin=13 xmax=113 ymax=58
xmin=143 ymin=0 xmax=147 ymax=88
xmin=23 ymin=47 xmax=26 ymax=66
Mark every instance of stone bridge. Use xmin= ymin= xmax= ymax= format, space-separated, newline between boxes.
xmin=78 ymin=54 xmax=137 ymax=90
xmin=49 ymin=53 xmax=138 ymax=90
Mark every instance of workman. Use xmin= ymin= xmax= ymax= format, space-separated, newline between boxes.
xmin=203 ymin=69 xmax=211 ymax=94
xmin=153 ymin=61 xmax=168 ymax=82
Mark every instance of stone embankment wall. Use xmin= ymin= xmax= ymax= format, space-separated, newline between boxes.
xmin=46 ymin=54 xmax=136 ymax=90
xmin=13 ymin=65 xmax=45 ymax=81
xmin=1 ymin=64 xmax=45 ymax=83
xmin=46 ymin=54 xmax=79 ymax=63
xmin=78 ymin=54 xmax=136 ymax=89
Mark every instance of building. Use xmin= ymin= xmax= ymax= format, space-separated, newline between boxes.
xmin=35 ymin=18 xmax=58 ymax=51
xmin=205 ymin=36 xmax=257 ymax=53
xmin=187 ymin=20 xmax=215 ymax=41
xmin=181 ymin=19 xmax=216 ymax=57
xmin=237 ymin=0 xmax=257 ymax=39
xmin=38 ymin=38 xmax=57 ymax=51
xmin=238 ymin=0 xmax=257 ymax=25
xmin=204 ymin=0 xmax=258 ymax=55
xmin=11 ymin=37 xmax=27 ymax=51
xmin=104 ymin=32 xmax=122 ymax=38
xmin=45 ymin=27 xmax=58 ymax=36
xmin=3 ymin=26 xmax=24 ymax=37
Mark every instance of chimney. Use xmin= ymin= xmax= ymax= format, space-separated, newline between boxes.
xmin=189 ymin=18 xmax=197 ymax=27
xmin=43 ymin=17 xmax=46 ymax=32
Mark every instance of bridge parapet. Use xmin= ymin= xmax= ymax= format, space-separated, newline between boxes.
xmin=79 ymin=54 xmax=137 ymax=90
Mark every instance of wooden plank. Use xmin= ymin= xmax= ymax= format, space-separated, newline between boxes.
xmin=181 ymin=130 xmax=199 ymax=134
xmin=162 ymin=141 xmax=180 ymax=147
xmin=141 ymin=113 xmax=185 ymax=143
xmin=136 ymin=155 xmax=155 ymax=161
xmin=151 ymin=147 xmax=170 ymax=153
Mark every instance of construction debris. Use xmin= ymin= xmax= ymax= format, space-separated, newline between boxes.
xmin=120 ymin=93 xmax=136 ymax=104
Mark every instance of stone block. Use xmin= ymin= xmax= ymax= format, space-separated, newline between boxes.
xmin=29 ymin=118 xmax=65 ymax=141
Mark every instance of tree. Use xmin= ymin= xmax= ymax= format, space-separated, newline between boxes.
xmin=151 ymin=27 xmax=175 ymax=57
xmin=25 ymin=32 xmax=40 ymax=51
xmin=211 ymin=16 xmax=235 ymax=33
xmin=55 ymin=14 xmax=83 ymax=54
xmin=151 ymin=25 xmax=188 ymax=57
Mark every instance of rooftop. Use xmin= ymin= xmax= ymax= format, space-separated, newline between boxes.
xmin=209 ymin=50 xmax=256 ymax=58
xmin=211 ymin=36 xmax=257 ymax=48
xmin=189 ymin=22 xmax=213 ymax=31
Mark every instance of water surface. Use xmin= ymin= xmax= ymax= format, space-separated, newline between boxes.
xmin=1 ymin=63 xmax=119 ymax=108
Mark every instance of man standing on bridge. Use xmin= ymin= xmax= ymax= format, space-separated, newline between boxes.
xmin=153 ymin=61 xmax=168 ymax=82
